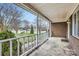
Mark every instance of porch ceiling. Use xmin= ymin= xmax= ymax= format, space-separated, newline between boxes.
xmin=30 ymin=3 xmax=78 ymax=23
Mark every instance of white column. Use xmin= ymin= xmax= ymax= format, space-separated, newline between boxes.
xmin=36 ymin=14 xmax=39 ymax=46
xmin=72 ymin=14 xmax=74 ymax=36
xmin=49 ymin=21 xmax=52 ymax=37
xmin=67 ymin=21 xmax=70 ymax=39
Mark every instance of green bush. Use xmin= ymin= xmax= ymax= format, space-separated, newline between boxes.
xmin=0 ymin=30 xmax=22 ymax=56
xmin=30 ymin=25 xmax=34 ymax=34
xmin=0 ymin=30 xmax=15 ymax=40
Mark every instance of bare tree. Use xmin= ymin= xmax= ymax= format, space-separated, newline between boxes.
xmin=22 ymin=20 xmax=30 ymax=32
xmin=33 ymin=17 xmax=47 ymax=33
xmin=0 ymin=4 xmax=22 ymax=33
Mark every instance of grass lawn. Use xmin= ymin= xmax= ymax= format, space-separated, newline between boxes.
xmin=15 ymin=32 xmax=36 ymax=44
xmin=15 ymin=31 xmax=46 ymax=44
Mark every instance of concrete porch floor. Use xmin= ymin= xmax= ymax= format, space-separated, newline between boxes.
xmin=29 ymin=37 xmax=76 ymax=56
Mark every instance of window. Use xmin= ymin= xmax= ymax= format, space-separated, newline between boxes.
xmin=77 ymin=11 xmax=79 ymax=36
xmin=37 ymin=14 xmax=50 ymax=43
xmin=38 ymin=15 xmax=49 ymax=33
xmin=72 ymin=13 xmax=76 ymax=36
xmin=72 ymin=10 xmax=79 ymax=38
xmin=0 ymin=3 xmax=51 ymax=56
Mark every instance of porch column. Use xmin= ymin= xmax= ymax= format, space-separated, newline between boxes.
xmin=49 ymin=21 xmax=52 ymax=37
xmin=36 ymin=14 xmax=39 ymax=46
xmin=67 ymin=21 xmax=70 ymax=39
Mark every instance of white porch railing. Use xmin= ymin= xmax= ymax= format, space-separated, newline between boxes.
xmin=0 ymin=32 xmax=48 ymax=56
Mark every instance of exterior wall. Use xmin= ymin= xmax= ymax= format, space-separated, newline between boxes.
xmin=51 ymin=22 xmax=67 ymax=37
xmin=69 ymin=16 xmax=79 ymax=55
xmin=69 ymin=36 xmax=79 ymax=55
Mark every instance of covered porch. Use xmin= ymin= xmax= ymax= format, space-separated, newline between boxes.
xmin=0 ymin=3 xmax=79 ymax=56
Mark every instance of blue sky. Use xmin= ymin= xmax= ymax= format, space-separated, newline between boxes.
xmin=0 ymin=3 xmax=37 ymax=24
xmin=14 ymin=4 xmax=37 ymax=23
xmin=0 ymin=3 xmax=49 ymax=29
xmin=0 ymin=4 xmax=48 ymax=26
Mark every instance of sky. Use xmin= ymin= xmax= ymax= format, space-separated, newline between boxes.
xmin=0 ymin=3 xmax=48 ymax=27
xmin=0 ymin=3 xmax=37 ymax=24
xmin=14 ymin=4 xmax=37 ymax=23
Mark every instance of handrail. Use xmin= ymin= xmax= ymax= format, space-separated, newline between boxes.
xmin=0 ymin=32 xmax=48 ymax=56
xmin=0 ymin=32 xmax=47 ymax=43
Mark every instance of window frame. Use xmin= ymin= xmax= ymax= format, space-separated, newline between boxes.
xmin=72 ymin=6 xmax=79 ymax=38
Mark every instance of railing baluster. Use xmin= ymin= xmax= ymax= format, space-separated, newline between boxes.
xmin=10 ymin=40 xmax=12 ymax=56
xmin=36 ymin=34 xmax=38 ymax=46
xmin=32 ymin=35 xmax=34 ymax=47
xmin=24 ymin=37 xmax=26 ymax=52
xmin=31 ymin=36 xmax=32 ymax=48
xmin=34 ymin=35 xmax=36 ymax=46
xmin=44 ymin=33 xmax=45 ymax=40
xmin=33 ymin=35 xmax=34 ymax=47
xmin=39 ymin=34 xmax=40 ymax=43
xmin=45 ymin=32 xmax=46 ymax=38
xmin=0 ymin=42 xmax=2 ymax=56
xmin=35 ymin=35 xmax=36 ymax=46
xmin=23 ymin=37 xmax=25 ymax=53
xmin=40 ymin=34 xmax=41 ymax=42
xmin=17 ymin=39 xmax=20 ymax=56
xmin=27 ymin=36 xmax=29 ymax=50
xmin=33 ymin=35 xmax=35 ymax=46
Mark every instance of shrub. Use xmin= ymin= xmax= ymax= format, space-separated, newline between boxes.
xmin=0 ymin=30 xmax=22 ymax=56
xmin=30 ymin=25 xmax=34 ymax=34
xmin=0 ymin=30 xmax=15 ymax=40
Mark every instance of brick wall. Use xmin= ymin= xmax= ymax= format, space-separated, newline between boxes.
xmin=51 ymin=22 xmax=67 ymax=37
xmin=69 ymin=16 xmax=79 ymax=55
xmin=69 ymin=36 xmax=79 ymax=55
